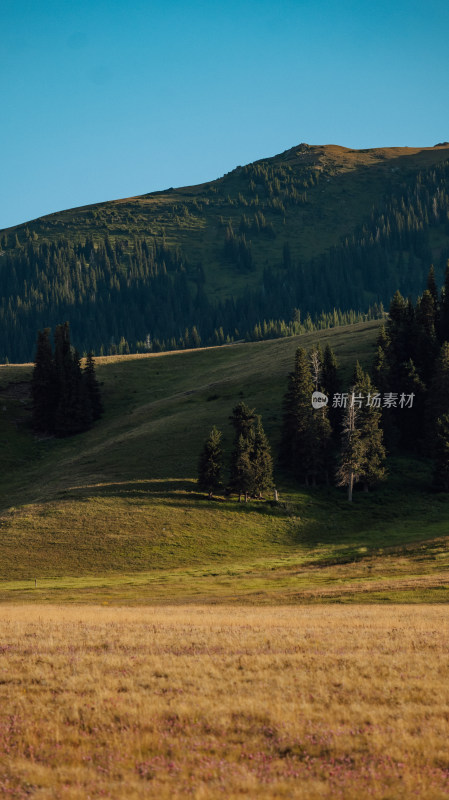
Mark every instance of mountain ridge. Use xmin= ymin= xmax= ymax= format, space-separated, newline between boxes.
xmin=1 ymin=141 xmax=449 ymax=361
xmin=3 ymin=141 xmax=449 ymax=231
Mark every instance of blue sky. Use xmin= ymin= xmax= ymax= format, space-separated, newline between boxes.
xmin=1 ymin=0 xmax=449 ymax=229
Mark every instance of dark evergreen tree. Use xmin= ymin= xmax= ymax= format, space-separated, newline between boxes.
xmin=438 ymin=260 xmax=449 ymax=342
xmin=415 ymin=289 xmax=438 ymax=383
xmin=280 ymin=347 xmax=315 ymax=484
xmin=229 ymin=401 xmax=255 ymax=439
xmin=31 ymin=328 xmax=58 ymax=433
xmin=372 ymin=326 xmax=390 ymax=394
xmin=427 ymin=265 xmax=439 ymax=311
xmin=352 ymin=367 xmax=386 ymax=491
xmin=252 ymin=415 xmax=274 ymax=497
xmin=309 ymin=400 xmax=332 ymax=485
xmin=84 ymin=352 xmax=103 ymax=420
xmin=51 ymin=323 xmax=93 ymax=436
xmin=397 ymin=359 xmax=427 ymax=451
xmin=337 ymin=401 xmax=365 ymax=502
xmin=231 ymin=431 xmax=255 ymax=502
xmin=197 ymin=426 xmax=223 ymax=498
xmin=322 ymin=343 xmax=341 ymax=436
xmin=433 ymin=413 xmax=449 ymax=491
xmin=426 ymin=341 xmax=449 ymax=455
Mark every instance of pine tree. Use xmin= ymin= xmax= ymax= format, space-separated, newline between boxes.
xmin=387 ymin=290 xmax=410 ymax=375
xmin=231 ymin=431 xmax=255 ymax=502
xmin=197 ymin=426 xmax=223 ymax=499
xmin=280 ymin=347 xmax=315 ymax=483
xmin=322 ymin=343 xmax=341 ymax=436
xmin=337 ymin=401 xmax=365 ymax=502
xmin=415 ymin=289 xmax=438 ymax=383
xmin=372 ymin=326 xmax=390 ymax=394
xmin=229 ymin=402 xmax=256 ymax=500
xmin=427 ymin=265 xmax=439 ymax=310
xmin=433 ymin=413 xmax=449 ymax=491
xmin=53 ymin=324 xmax=93 ymax=436
xmin=31 ymin=328 xmax=58 ymax=433
xmin=84 ymin=352 xmax=103 ymax=420
xmin=229 ymin=401 xmax=255 ymax=439
xmin=397 ymin=359 xmax=426 ymax=451
xmin=426 ymin=342 xmax=449 ymax=454
xmin=438 ymin=260 xmax=449 ymax=342
xmin=352 ymin=367 xmax=387 ymax=491
xmin=252 ymin=415 xmax=274 ymax=497
xmin=309 ymin=343 xmax=323 ymax=391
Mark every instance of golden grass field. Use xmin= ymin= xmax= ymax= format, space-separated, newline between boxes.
xmin=1 ymin=604 xmax=448 ymax=799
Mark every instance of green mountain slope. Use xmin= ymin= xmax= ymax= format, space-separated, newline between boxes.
xmin=2 ymin=142 xmax=449 ymax=361
xmin=1 ymin=321 xmax=449 ymax=604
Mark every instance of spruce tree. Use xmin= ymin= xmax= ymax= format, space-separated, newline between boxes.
xmin=31 ymin=328 xmax=57 ymax=433
xmin=229 ymin=401 xmax=255 ymax=439
xmin=427 ymin=265 xmax=439 ymax=311
xmin=322 ymin=343 xmax=341 ymax=437
xmin=438 ymin=260 xmax=449 ymax=342
xmin=433 ymin=413 xmax=449 ymax=491
xmin=309 ymin=401 xmax=332 ymax=485
xmin=415 ymin=289 xmax=438 ymax=383
xmin=53 ymin=324 xmax=92 ymax=436
xmin=84 ymin=352 xmax=103 ymax=420
xmin=426 ymin=342 xmax=449 ymax=454
xmin=252 ymin=415 xmax=274 ymax=497
xmin=372 ymin=326 xmax=390 ymax=394
xmin=387 ymin=291 xmax=410 ymax=377
xmin=280 ymin=347 xmax=315 ymax=484
xmin=309 ymin=343 xmax=323 ymax=391
xmin=197 ymin=426 xmax=223 ymax=499
xmin=337 ymin=401 xmax=365 ymax=502
xmin=397 ymin=359 xmax=426 ymax=451
xmin=352 ymin=367 xmax=386 ymax=491
xmin=232 ymin=431 xmax=255 ymax=502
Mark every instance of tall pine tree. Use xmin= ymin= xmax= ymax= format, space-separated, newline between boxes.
xmin=31 ymin=328 xmax=58 ymax=433
xmin=197 ymin=426 xmax=223 ymax=498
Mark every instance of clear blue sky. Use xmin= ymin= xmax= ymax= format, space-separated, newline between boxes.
xmin=1 ymin=0 xmax=449 ymax=229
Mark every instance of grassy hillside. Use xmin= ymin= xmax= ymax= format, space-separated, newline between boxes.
xmin=3 ymin=143 xmax=449 ymax=299
xmin=2 ymin=142 xmax=449 ymax=362
xmin=1 ymin=319 xmax=449 ymax=604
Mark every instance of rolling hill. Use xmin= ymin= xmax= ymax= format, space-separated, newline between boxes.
xmin=1 ymin=143 xmax=449 ymax=361
xmin=1 ymin=320 xmax=449 ymax=604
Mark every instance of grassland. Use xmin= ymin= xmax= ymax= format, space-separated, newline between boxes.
xmin=0 ymin=320 xmax=449 ymax=603
xmin=1 ymin=604 xmax=448 ymax=799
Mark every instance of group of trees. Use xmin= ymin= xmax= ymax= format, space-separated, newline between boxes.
xmin=32 ymin=322 xmax=102 ymax=437
xmin=373 ymin=262 xmax=449 ymax=489
xmin=198 ymin=402 xmax=274 ymax=501
xmin=280 ymin=344 xmax=386 ymax=501
xmin=277 ymin=262 xmax=449 ymax=498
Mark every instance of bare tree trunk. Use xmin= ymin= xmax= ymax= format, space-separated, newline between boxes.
xmin=348 ymin=472 xmax=354 ymax=502
xmin=244 ymin=492 xmax=248 ymax=503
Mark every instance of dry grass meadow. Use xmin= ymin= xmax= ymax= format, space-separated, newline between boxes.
xmin=1 ymin=604 xmax=448 ymax=799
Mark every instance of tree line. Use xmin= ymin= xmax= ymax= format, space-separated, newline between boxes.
xmin=199 ymin=263 xmax=449 ymax=501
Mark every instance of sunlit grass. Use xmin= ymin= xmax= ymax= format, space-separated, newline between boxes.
xmin=1 ymin=604 xmax=448 ymax=799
